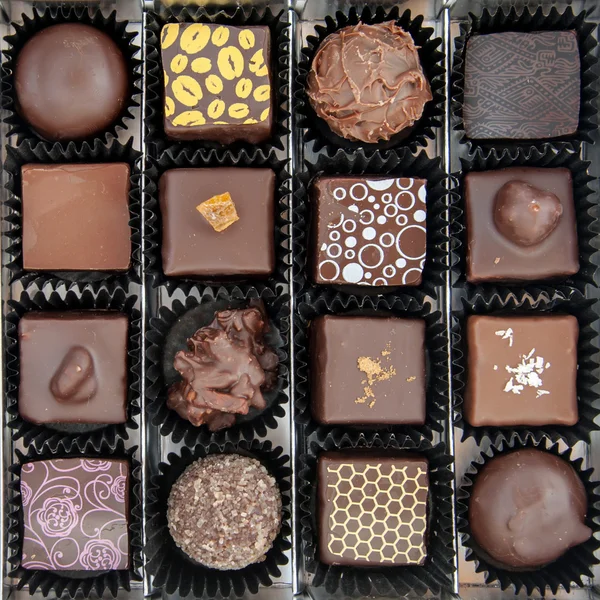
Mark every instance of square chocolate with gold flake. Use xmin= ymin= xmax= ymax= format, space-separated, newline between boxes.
xmin=160 ymin=22 xmax=273 ymax=144
xmin=317 ymin=452 xmax=429 ymax=566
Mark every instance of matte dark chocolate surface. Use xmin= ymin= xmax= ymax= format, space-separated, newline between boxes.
xmin=15 ymin=23 xmax=129 ymax=141
xmin=463 ymin=31 xmax=580 ymax=140
xmin=307 ymin=21 xmax=432 ymax=143
xmin=318 ymin=452 xmax=428 ymax=566
xmin=21 ymin=163 xmax=132 ymax=272
xmin=18 ymin=312 xmax=129 ymax=425
xmin=465 ymin=315 xmax=578 ymax=427
xmin=21 ymin=458 xmax=130 ymax=570
xmin=469 ymin=449 xmax=591 ymax=569
xmin=312 ymin=176 xmax=427 ymax=286
xmin=159 ymin=168 xmax=275 ymax=278
xmin=465 ymin=167 xmax=578 ymax=282
xmin=310 ymin=316 xmax=426 ymax=426
xmin=160 ymin=23 xmax=273 ymax=143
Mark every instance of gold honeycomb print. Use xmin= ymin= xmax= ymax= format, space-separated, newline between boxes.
xmin=327 ymin=461 xmax=428 ymax=565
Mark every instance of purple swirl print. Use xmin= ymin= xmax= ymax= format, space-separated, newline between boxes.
xmin=20 ymin=458 xmax=130 ymax=571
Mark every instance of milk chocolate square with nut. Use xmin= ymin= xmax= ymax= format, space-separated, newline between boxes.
xmin=310 ymin=316 xmax=426 ymax=425
xmin=18 ymin=312 xmax=129 ymax=425
xmin=312 ymin=176 xmax=427 ymax=286
xmin=318 ymin=452 xmax=429 ymax=566
xmin=465 ymin=315 xmax=579 ymax=427
xmin=160 ymin=23 xmax=273 ymax=143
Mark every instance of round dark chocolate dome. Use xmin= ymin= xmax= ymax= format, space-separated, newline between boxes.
xmin=15 ymin=23 xmax=129 ymax=141
xmin=469 ymin=449 xmax=591 ymax=570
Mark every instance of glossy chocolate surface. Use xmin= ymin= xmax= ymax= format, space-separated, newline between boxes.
xmin=318 ymin=452 xmax=428 ymax=566
xmin=465 ymin=315 xmax=578 ymax=427
xmin=470 ymin=449 xmax=591 ymax=569
xmin=312 ymin=176 xmax=427 ymax=286
xmin=15 ymin=23 xmax=128 ymax=141
xmin=307 ymin=21 xmax=432 ymax=143
xmin=463 ymin=31 xmax=580 ymax=140
xmin=18 ymin=312 xmax=128 ymax=425
xmin=159 ymin=168 xmax=275 ymax=278
xmin=21 ymin=163 xmax=132 ymax=272
xmin=21 ymin=458 xmax=130 ymax=570
xmin=465 ymin=167 xmax=578 ymax=282
xmin=310 ymin=316 xmax=426 ymax=425
xmin=160 ymin=23 xmax=273 ymax=143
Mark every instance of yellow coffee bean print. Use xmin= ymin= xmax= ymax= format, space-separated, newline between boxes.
xmin=172 ymin=76 xmax=203 ymax=107
xmin=253 ymin=84 xmax=270 ymax=102
xmin=249 ymin=49 xmax=268 ymax=76
xmin=235 ymin=78 xmax=253 ymax=99
xmin=164 ymin=71 xmax=169 ymax=86
xmin=214 ymin=121 xmax=227 ymax=124
xmin=170 ymin=54 xmax=188 ymax=74
xmin=165 ymin=97 xmax=175 ymax=117
xmin=217 ymin=46 xmax=244 ymax=80
xmin=205 ymin=74 xmax=224 ymax=94
xmin=260 ymin=107 xmax=270 ymax=121
xmin=207 ymin=99 xmax=225 ymax=119
xmin=161 ymin=23 xmax=179 ymax=50
xmin=172 ymin=111 xmax=206 ymax=126
xmin=180 ymin=24 xmax=211 ymax=54
xmin=229 ymin=103 xmax=249 ymax=119
xmin=239 ymin=30 xmax=255 ymax=50
xmin=191 ymin=57 xmax=211 ymax=73
xmin=212 ymin=26 xmax=230 ymax=47
xmin=244 ymin=118 xmax=258 ymax=124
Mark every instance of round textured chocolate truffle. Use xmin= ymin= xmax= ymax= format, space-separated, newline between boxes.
xmin=469 ymin=449 xmax=592 ymax=570
xmin=167 ymin=454 xmax=282 ymax=570
xmin=306 ymin=21 xmax=433 ymax=144
xmin=15 ymin=23 xmax=128 ymax=141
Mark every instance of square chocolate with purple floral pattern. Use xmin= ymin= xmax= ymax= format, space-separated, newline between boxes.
xmin=20 ymin=458 xmax=130 ymax=571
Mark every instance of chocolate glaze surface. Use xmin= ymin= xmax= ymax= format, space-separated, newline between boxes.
xmin=159 ymin=168 xmax=275 ymax=278
xmin=465 ymin=315 xmax=578 ymax=427
xmin=307 ymin=21 xmax=432 ymax=143
xmin=465 ymin=167 xmax=579 ymax=282
xmin=167 ymin=305 xmax=278 ymax=431
xmin=15 ymin=23 xmax=128 ymax=141
xmin=318 ymin=452 xmax=428 ymax=566
xmin=160 ymin=23 xmax=273 ymax=143
xmin=18 ymin=312 xmax=129 ymax=425
xmin=310 ymin=316 xmax=426 ymax=425
xmin=469 ymin=449 xmax=591 ymax=569
xmin=21 ymin=163 xmax=132 ymax=272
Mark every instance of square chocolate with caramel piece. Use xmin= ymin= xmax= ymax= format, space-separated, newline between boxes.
xmin=160 ymin=22 xmax=273 ymax=143
xmin=159 ymin=167 xmax=275 ymax=277
xmin=310 ymin=316 xmax=426 ymax=425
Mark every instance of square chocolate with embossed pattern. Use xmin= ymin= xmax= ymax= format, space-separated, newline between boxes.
xmin=160 ymin=22 xmax=273 ymax=143
xmin=311 ymin=176 xmax=427 ymax=287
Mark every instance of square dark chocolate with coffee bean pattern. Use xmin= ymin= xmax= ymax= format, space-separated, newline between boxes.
xmin=160 ymin=23 xmax=272 ymax=143
xmin=311 ymin=176 xmax=427 ymax=287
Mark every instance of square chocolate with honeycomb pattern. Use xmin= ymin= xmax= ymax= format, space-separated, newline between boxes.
xmin=160 ymin=22 xmax=273 ymax=143
xmin=311 ymin=176 xmax=427 ymax=287
xmin=317 ymin=452 xmax=429 ymax=566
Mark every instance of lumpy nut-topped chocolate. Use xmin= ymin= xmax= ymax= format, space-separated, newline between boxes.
xmin=167 ymin=454 xmax=282 ymax=570
xmin=318 ymin=452 xmax=429 ymax=566
xmin=310 ymin=316 xmax=426 ymax=426
xmin=160 ymin=23 xmax=272 ymax=143
xmin=307 ymin=21 xmax=432 ymax=143
xmin=465 ymin=315 xmax=578 ymax=427
xmin=312 ymin=176 xmax=427 ymax=286
xmin=463 ymin=31 xmax=580 ymax=140
xmin=470 ymin=449 xmax=591 ymax=569
xmin=167 ymin=305 xmax=278 ymax=431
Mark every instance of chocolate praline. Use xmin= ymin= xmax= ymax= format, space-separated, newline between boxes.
xmin=469 ymin=449 xmax=592 ymax=569
xmin=15 ymin=23 xmax=129 ymax=141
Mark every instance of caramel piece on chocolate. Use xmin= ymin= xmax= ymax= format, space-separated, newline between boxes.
xmin=196 ymin=192 xmax=239 ymax=232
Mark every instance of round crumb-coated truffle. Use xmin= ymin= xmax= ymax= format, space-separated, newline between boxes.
xmin=306 ymin=21 xmax=432 ymax=144
xmin=167 ymin=454 xmax=282 ymax=570
xmin=15 ymin=23 xmax=129 ymax=141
